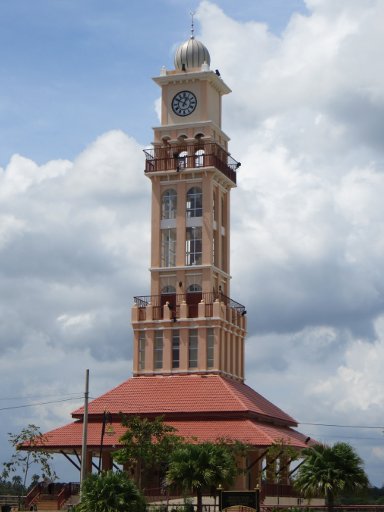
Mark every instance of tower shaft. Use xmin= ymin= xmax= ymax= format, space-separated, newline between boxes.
xmin=132 ymin=39 xmax=246 ymax=381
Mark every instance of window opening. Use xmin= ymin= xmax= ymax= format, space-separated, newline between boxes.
xmin=154 ymin=331 xmax=163 ymax=369
xmin=195 ymin=149 xmax=205 ymax=168
xmin=186 ymin=187 xmax=202 ymax=217
xmin=187 ymin=284 xmax=202 ymax=292
xmin=207 ymin=328 xmax=214 ymax=369
xmin=161 ymin=285 xmax=176 ymax=294
xmin=139 ymin=331 xmax=146 ymax=370
xmin=178 ymin=150 xmax=188 ymax=170
xmin=186 ymin=227 xmax=202 ymax=266
xmin=172 ymin=330 xmax=180 ymax=369
xmin=189 ymin=329 xmax=198 ymax=368
xmin=186 ymin=284 xmax=202 ymax=317
xmin=161 ymin=189 xmax=177 ymax=219
xmin=161 ymin=228 xmax=176 ymax=267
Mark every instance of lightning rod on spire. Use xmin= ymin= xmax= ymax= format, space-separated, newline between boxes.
xmin=190 ymin=10 xmax=195 ymax=38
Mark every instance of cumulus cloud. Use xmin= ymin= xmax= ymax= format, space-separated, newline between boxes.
xmin=196 ymin=0 xmax=384 ymax=484
xmin=0 ymin=131 xmax=149 ymax=440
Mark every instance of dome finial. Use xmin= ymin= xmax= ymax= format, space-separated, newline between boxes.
xmin=190 ymin=10 xmax=195 ymax=38
xmin=174 ymin=14 xmax=211 ymax=71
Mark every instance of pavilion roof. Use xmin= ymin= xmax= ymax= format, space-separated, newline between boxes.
xmin=38 ymin=417 xmax=311 ymax=453
xmin=72 ymin=374 xmax=297 ymax=426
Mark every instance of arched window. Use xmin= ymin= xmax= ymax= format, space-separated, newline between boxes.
xmin=161 ymin=285 xmax=176 ymax=294
xmin=195 ymin=149 xmax=205 ymax=168
xmin=187 ymin=284 xmax=202 ymax=292
xmin=186 ymin=283 xmax=202 ymax=317
xmin=186 ymin=187 xmax=202 ymax=217
xmin=178 ymin=150 xmax=188 ymax=170
xmin=160 ymin=284 xmax=176 ymax=311
xmin=161 ymin=189 xmax=177 ymax=219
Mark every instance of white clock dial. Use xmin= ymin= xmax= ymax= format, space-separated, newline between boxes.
xmin=172 ymin=90 xmax=197 ymax=117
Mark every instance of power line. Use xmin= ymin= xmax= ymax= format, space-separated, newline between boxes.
xmin=0 ymin=392 xmax=82 ymax=401
xmin=314 ymin=434 xmax=383 ymax=441
xmin=300 ymin=421 xmax=384 ymax=429
xmin=0 ymin=397 xmax=83 ymax=412
xmin=0 ymin=395 xmax=383 ymax=434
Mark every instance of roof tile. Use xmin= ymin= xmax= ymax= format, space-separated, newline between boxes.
xmin=73 ymin=375 xmax=296 ymax=425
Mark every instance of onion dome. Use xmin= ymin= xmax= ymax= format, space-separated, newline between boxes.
xmin=174 ymin=36 xmax=211 ymax=71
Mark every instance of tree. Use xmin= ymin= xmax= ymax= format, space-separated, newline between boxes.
xmin=166 ymin=442 xmax=241 ymax=512
xmin=294 ymin=442 xmax=369 ymax=512
xmin=2 ymin=424 xmax=57 ymax=490
xmin=78 ymin=470 xmax=146 ymax=512
xmin=29 ymin=474 xmax=40 ymax=490
xmin=113 ymin=415 xmax=182 ymax=489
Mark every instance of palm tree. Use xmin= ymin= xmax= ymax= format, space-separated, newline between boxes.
xmin=78 ymin=470 xmax=146 ymax=512
xmin=295 ymin=442 xmax=369 ymax=512
xmin=166 ymin=442 xmax=239 ymax=512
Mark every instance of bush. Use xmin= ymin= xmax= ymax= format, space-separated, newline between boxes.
xmin=77 ymin=470 xmax=146 ymax=512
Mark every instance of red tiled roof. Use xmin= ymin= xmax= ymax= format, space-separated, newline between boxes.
xmin=40 ymin=418 xmax=310 ymax=452
xmin=72 ymin=375 xmax=296 ymax=426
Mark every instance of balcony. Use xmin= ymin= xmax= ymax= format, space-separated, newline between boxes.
xmin=143 ymin=142 xmax=240 ymax=184
xmin=133 ymin=291 xmax=246 ymax=328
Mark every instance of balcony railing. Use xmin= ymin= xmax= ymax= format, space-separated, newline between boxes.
xmin=133 ymin=291 xmax=246 ymax=325
xmin=143 ymin=142 xmax=240 ymax=184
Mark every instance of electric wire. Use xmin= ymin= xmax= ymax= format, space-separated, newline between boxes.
xmin=299 ymin=422 xmax=384 ymax=429
xmin=0 ymin=394 xmax=383 ymax=438
xmin=0 ymin=397 xmax=83 ymax=412
xmin=0 ymin=392 xmax=82 ymax=401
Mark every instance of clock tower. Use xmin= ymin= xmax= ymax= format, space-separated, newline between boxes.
xmin=131 ymin=33 xmax=246 ymax=381
xmin=33 ymin=30 xmax=314 ymax=498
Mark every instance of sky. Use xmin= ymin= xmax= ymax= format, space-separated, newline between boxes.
xmin=1 ymin=0 xmax=384 ymax=488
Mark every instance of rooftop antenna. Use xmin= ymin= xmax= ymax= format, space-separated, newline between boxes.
xmin=190 ymin=10 xmax=195 ymax=38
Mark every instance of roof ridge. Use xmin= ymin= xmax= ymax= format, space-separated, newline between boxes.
xmin=218 ymin=376 xmax=248 ymax=411
xmin=72 ymin=377 xmax=132 ymax=415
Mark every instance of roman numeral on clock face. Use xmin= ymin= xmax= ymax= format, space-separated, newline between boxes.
xmin=172 ymin=90 xmax=197 ymax=117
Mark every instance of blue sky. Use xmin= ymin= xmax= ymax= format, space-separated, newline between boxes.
xmin=0 ymin=0 xmax=307 ymax=165
xmin=1 ymin=0 xmax=384 ymax=488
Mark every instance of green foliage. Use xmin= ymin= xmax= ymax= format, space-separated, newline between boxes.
xmin=166 ymin=441 xmax=241 ymax=512
xmin=78 ymin=470 xmax=146 ymax=512
xmin=0 ymin=473 xmax=22 ymax=495
xmin=113 ymin=415 xmax=182 ymax=486
xmin=2 ymin=424 xmax=57 ymax=490
xmin=294 ymin=442 xmax=369 ymax=511
xmin=266 ymin=439 xmax=300 ymax=462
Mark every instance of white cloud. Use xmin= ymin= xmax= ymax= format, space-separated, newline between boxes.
xmin=312 ymin=319 xmax=384 ymax=412
xmin=197 ymin=0 xmax=384 ymax=485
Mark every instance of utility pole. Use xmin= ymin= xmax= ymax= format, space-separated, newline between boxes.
xmin=80 ymin=369 xmax=89 ymax=495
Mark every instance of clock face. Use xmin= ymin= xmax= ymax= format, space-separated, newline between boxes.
xmin=172 ymin=90 xmax=197 ymax=117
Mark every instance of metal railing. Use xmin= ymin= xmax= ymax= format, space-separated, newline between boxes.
xmin=143 ymin=142 xmax=240 ymax=184
xmin=134 ymin=291 xmax=245 ymax=320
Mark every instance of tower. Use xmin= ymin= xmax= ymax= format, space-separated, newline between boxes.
xmin=132 ymin=33 xmax=246 ymax=381
xmin=34 ymin=31 xmax=314 ymax=503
